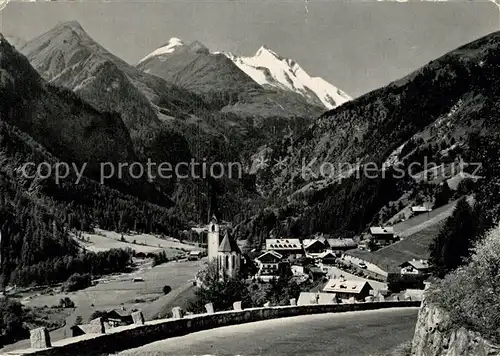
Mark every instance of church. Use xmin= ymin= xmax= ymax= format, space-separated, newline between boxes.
xmin=207 ymin=216 xmax=241 ymax=279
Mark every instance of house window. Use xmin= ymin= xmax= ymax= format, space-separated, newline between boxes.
xmin=232 ymin=255 xmax=235 ymax=267
xmin=212 ymin=224 xmax=215 ymax=232
xmin=226 ymin=255 xmax=229 ymax=269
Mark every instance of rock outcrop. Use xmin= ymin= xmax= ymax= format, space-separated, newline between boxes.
xmin=411 ymin=299 xmax=500 ymax=356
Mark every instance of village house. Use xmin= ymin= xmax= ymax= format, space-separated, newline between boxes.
xmin=303 ymin=239 xmax=327 ymax=255
xmin=369 ymin=226 xmax=395 ymax=247
xmin=254 ymin=250 xmax=283 ymax=277
xmin=400 ymin=259 xmax=431 ymax=276
xmin=317 ymin=251 xmax=337 ymax=265
xmin=322 ymin=277 xmax=373 ymax=301
xmin=265 ymin=238 xmax=303 ymax=258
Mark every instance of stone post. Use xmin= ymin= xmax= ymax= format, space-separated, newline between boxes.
xmin=30 ymin=327 xmax=52 ymax=349
xmin=233 ymin=301 xmax=242 ymax=311
xmin=172 ymin=306 xmax=184 ymax=319
xmin=205 ymin=303 xmax=214 ymax=314
xmin=263 ymin=301 xmax=271 ymax=307
xmin=289 ymin=298 xmax=297 ymax=306
xmin=131 ymin=311 xmax=145 ymax=325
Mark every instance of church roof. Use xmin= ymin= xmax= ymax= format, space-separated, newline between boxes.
xmin=218 ymin=230 xmax=240 ymax=253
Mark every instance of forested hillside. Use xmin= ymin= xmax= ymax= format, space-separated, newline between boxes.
xmin=234 ymin=31 xmax=500 ymax=249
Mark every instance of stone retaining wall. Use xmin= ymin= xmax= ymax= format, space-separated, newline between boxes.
xmin=11 ymin=301 xmax=420 ymax=356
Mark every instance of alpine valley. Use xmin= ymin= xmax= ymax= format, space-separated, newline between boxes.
xmin=2 ymin=21 xmax=500 ymax=286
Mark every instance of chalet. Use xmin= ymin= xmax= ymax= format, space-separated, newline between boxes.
xmin=326 ymin=238 xmax=358 ymax=252
xmin=266 ymin=238 xmax=303 ymax=257
xmin=255 ymin=250 xmax=283 ymax=276
xmin=303 ymin=239 xmax=327 ymax=255
xmin=400 ymin=259 xmax=431 ymax=276
xmin=103 ymin=309 xmax=133 ymax=327
xmin=369 ymin=226 xmax=395 ymax=246
xmin=317 ymin=251 xmax=337 ymax=265
xmin=323 ymin=278 xmax=373 ymax=301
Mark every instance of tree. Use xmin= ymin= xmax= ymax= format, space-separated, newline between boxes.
xmin=187 ymin=261 xmax=251 ymax=313
xmin=73 ymin=316 xmax=83 ymax=326
xmin=59 ymin=297 xmax=75 ymax=309
xmin=429 ymin=198 xmax=477 ymax=278
xmin=433 ymin=181 xmax=451 ymax=208
xmin=428 ymin=223 xmax=500 ymax=343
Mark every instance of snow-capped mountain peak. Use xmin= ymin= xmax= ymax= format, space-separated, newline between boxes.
xmin=221 ymin=46 xmax=351 ymax=109
xmin=138 ymin=37 xmax=185 ymax=64
xmin=255 ymin=45 xmax=281 ymax=59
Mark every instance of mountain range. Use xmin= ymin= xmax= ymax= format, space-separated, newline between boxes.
xmin=138 ymin=37 xmax=351 ymax=110
xmin=2 ymin=22 xmax=500 ymax=265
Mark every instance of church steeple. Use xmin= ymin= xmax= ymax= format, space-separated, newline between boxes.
xmin=218 ymin=230 xmax=240 ymax=254
xmin=216 ymin=229 xmax=241 ymax=279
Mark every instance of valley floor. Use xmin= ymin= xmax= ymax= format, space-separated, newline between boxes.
xmin=0 ymin=257 xmax=205 ymax=353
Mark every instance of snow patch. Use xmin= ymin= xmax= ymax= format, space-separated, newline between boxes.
xmin=219 ymin=46 xmax=351 ymax=109
xmin=138 ymin=37 xmax=185 ymax=64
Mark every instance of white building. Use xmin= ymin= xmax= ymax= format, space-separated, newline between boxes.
xmin=400 ymin=259 xmax=431 ymax=275
xmin=323 ymin=277 xmax=373 ymax=301
xmin=255 ymin=250 xmax=283 ymax=277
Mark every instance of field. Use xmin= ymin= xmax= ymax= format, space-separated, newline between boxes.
xmin=1 ymin=230 xmax=206 ymax=354
xmin=349 ymin=222 xmax=445 ymax=272
xmin=76 ymin=229 xmax=200 ymax=257
xmin=347 ymin=199 xmax=462 ymax=273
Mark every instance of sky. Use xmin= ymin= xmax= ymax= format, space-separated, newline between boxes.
xmin=0 ymin=0 xmax=498 ymax=97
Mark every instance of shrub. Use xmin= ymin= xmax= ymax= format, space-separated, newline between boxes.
xmin=428 ymin=223 xmax=500 ymax=343
xmin=59 ymin=297 xmax=75 ymax=308
xmin=62 ymin=273 xmax=92 ymax=292
xmin=387 ymin=273 xmax=426 ymax=293
xmin=89 ymin=310 xmax=108 ymax=322
xmin=163 ymin=285 xmax=172 ymax=295
xmin=73 ymin=316 xmax=83 ymax=326
xmin=0 ymin=298 xmax=28 ymax=345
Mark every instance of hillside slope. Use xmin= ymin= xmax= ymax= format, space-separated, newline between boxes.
xmin=235 ymin=31 xmax=500 ymax=248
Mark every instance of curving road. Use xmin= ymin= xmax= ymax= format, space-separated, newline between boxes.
xmin=119 ymin=307 xmax=419 ymax=356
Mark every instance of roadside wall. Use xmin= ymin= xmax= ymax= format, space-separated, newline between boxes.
xmin=14 ymin=301 xmax=420 ymax=356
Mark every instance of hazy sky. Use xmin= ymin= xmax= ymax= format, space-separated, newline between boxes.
xmin=1 ymin=1 xmax=497 ymax=97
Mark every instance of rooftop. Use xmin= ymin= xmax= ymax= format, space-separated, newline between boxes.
xmin=218 ymin=230 xmax=240 ymax=253
xmin=411 ymin=206 xmax=432 ymax=212
xmin=323 ymin=278 xmax=372 ymax=294
xmin=266 ymin=238 xmax=302 ymax=250
xmin=256 ymin=250 xmax=283 ymax=261
xmin=401 ymin=259 xmax=430 ymax=270
xmin=326 ymin=238 xmax=358 ymax=249
xmin=369 ymin=226 xmax=394 ymax=235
